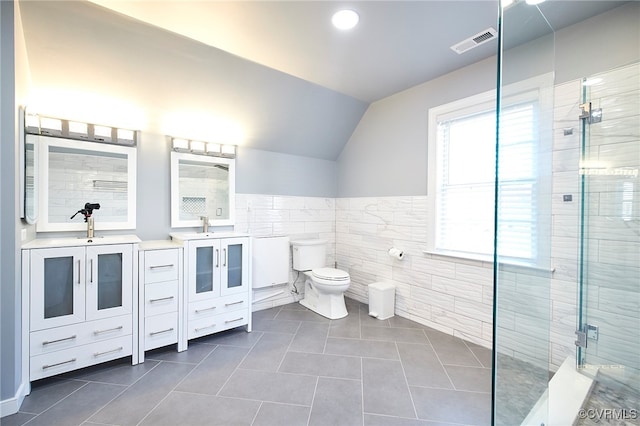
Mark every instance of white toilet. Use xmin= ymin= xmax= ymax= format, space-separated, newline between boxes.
xmin=291 ymin=239 xmax=351 ymax=319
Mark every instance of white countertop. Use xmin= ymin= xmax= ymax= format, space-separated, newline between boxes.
xmin=22 ymin=234 xmax=141 ymax=249
xmin=169 ymin=231 xmax=250 ymax=242
xmin=138 ymin=240 xmax=183 ymax=251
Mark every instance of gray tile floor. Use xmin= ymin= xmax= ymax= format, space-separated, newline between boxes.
xmin=4 ymin=298 xmax=492 ymax=426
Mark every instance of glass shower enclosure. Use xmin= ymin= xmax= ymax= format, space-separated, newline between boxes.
xmin=576 ymin=62 xmax=640 ymax=410
xmin=493 ymin=1 xmax=639 ymax=424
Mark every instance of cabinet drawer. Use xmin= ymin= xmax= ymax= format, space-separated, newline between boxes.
xmin=144 ymin=249 xmax=179 ymax=283
xmin=30 ymin=335 xmax=133 ymax=381
xmin=144 ymin=312 xmax=178 ymax=351
xmin=188 ymin=310 xmax=249 ymax=340
xmin=30 ymin=315 xmax=132 ymax=356
xmin=188 ymin=294 xmax=249 ymax=321
xmin=144 ymin=281 xmax=178 ymax=317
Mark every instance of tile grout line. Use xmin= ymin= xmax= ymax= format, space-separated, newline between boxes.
xmin=213 ymin=330 xmax=265 ymax=399
xmin=395 ymin=340 xmax=420 ymax=421
xmin=134 ymin=356 xmax=203 ymax=426
xmin=20 ymin=381 xmax=92 ymax=426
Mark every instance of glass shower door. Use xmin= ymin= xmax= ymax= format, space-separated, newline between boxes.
xmin=577 ymin=62 xmax=640 ymax=393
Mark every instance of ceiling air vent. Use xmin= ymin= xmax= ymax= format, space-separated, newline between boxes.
xmin=450 ymin=27 xmax=497 ymax=54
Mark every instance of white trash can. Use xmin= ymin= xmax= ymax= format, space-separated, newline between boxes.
xmin=368 ymin=282 xmax=396 ymax=320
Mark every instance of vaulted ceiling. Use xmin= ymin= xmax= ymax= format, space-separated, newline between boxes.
xmin=18 ymin=1 xmax=626 ymax=160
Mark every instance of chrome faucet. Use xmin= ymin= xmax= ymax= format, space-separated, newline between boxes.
xmin=200 ymin=216 xmax=210 ymax=233
xmin=87 ymin=216 xmax=95 ymax=239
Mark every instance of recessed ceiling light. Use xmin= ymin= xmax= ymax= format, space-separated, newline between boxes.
xmin=525 ymin=0 xmax=545 ymax=5
xmin=332 ymin=9 xmax=359 ymax=30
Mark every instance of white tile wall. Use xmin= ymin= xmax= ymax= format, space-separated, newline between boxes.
xmin=236 ymin=193 xmax=336 ymax=311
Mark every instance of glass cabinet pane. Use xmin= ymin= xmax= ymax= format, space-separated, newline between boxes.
xmin=44 ymin=256 xmax=74 ymax=319
xmin=226 ymin=244 xmax=242 ymax=289
xmin=97 ymin=252 xmax=123 ymax=310
xmin=196 ymin=246 xmax=214 ymax=293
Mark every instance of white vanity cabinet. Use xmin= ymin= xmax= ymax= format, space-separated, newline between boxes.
xmin=138 ymin=241 xmax=185 ymax=362
xmin=22 ymin=236 xmax=140 ymax=383
xmin=170 ymin=233 xmax=251 ymax=346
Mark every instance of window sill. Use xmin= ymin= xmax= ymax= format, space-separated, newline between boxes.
xmin=422 ymin=249 xmax=555 ymax=276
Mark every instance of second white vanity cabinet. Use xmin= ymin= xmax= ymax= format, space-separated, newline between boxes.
xmin=138 ymin=241 xmax=185 ymax=362
xmin=22 ymin=236 xmax=140 ymax=383
xmin=171 ymin=233 xmax=251 ymax=346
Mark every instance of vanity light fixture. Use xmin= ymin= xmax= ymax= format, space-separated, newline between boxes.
xmin=117 ymin=128 xmax=136 ymax=145
xmin=25 ymin=113 xmax=40 ymax=133
xmin=332 ymin=9 xmax=359 ymax=30
xmin=221 ymin=144 xmax=236 ymax=157
xmin=171 ymin=137 xmax=237 ymax=158
xmin=69 ymin=121 xmax=89 ymax=137
xmin=39 ymin=117 xmax=63 ymax=136
xmin=205 ymin=142 xmax=221 ymax=156
xmin=23 ymin=112 xmax=138 ymax=146
xmin=190 ymin=140 xmax=206 ymax=153
xmin=93 ymin=125 xmax=113 ymax=142
xmin=172 ymin=138 xmax=190 ymax=152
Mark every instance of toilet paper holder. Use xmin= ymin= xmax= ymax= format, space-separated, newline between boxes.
xmin=388 ymin=247 xmax=404 ymax=260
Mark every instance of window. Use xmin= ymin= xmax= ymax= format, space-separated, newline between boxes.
xmin=427 ymin=75 xmax=553 ymax=266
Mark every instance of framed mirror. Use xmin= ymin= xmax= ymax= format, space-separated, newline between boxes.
xmin=36 ymin=135 xmax=137 ymax=232
xmin=170 ymin=151 xmax=235 ymax=228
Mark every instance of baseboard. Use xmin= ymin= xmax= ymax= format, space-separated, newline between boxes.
xmin=0 ymin=380 xmax=28 ymax=418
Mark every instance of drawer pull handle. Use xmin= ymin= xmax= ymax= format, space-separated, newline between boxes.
xmin=195 ymin=306 xmax=216 ymax=313
xmin=42 ymin=335 xmax=77 ymax=346
xmin=94 ymin=346 xmax=124 ymax=357
xmin=225 ymin=300 xmax=244 ymax=307
xmin=43 ymin=358 xmax=77 ymax=370
xmin=149 ymin=327 xmax=174 ymax=336
xmin=149 ymin=296 xmax=174 ymax=303
xmin=93 ymin=326 xmax=124 ymax=335
xmin=149 ymin=264 xmax=174 ymax=270
xmin=77 ymin=260 xmax=81 ymax=284
xmin=194 ymin=324 xmax=216 ymax=332
xmin=225 ymin=317 xmax=244 ymax=324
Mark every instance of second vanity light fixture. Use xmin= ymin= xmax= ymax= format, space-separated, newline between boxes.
xmin=172 ymin=137 xmax=237 ymax=158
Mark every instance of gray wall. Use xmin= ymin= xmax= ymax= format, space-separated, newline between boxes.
xmin=336 ymin=55 xmax=497 ymax=197
xmin=1 ymin=0 xmax=19 ymax=404
xmin=236 ymin=147 xmax=338 ymax=197
xmin=336 ymin=2 xmax=640 ymax=198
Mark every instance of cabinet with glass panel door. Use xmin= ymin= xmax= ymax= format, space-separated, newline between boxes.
xmin=171 ymin=234 xmax=251 ymax=347
xmin=22 ymin=238 xmax=139 ymax=383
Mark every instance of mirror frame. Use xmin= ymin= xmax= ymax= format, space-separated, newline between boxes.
xmin=170 ymin=151 xmax=236 ymax=229
xmin=19 ymin=107 xmax=39 ymax=224
xmin=36 ymin=135 xmax=137 ymax=232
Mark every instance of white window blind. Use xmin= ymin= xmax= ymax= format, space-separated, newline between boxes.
xmin=433 ymin=98 xmax=539 ymax=263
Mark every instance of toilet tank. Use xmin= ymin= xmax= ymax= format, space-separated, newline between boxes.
xmin=291 ymin=239 xmax=327 ymax=271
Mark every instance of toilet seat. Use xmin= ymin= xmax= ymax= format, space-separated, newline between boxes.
xmin=311 ymin=267 xmax=350 ymax=284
